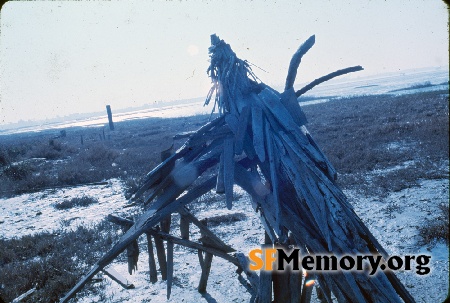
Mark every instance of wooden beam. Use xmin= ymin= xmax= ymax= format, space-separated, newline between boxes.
xmin=178 ymin=207 xmax=235 ymax=253
xmin=180 ymin=214 xmax=190 ymax=240
xmin=259 ymin=243 xmax=273 ymax=303
xmin=198 ymin=252 xmax=213 ymax=293
xmin=146 ymin=233 xmax=158 ymax=283
xmin=102 ymin=267 xmax=135 ymax=289
xmin=147 ymin=229 xmax=239 ymax=267
xmin=11 ymin=287 xmax=36 ymax=302
xmin=235 ymin=253 xmax=259 ymax=291
xmin=153 ymin=226 xmax=168 ymax=281
xmin=198 ymin=218 xmax=213 ymax=293
xmin=166 ymin=240 xmax=174 ymax=299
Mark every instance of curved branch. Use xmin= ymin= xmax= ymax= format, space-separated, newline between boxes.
xmin=284 ymin=35 xmax=315 ymax=91
xmin=295 ymin=65 xmax=364 ymax=97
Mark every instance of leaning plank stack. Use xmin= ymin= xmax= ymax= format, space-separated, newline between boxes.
xmin=60 ymin=34 xmax=415 ymax=303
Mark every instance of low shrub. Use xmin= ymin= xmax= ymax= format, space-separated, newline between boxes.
xmin=2 ymin=163 xmax=33 ymax=181
xmin=0 ymin=221 xmax=120 ymax=302
xmin=418 ymin=204 xmax=449 ymax=246
xmin=54 ymin=196 xmax=99 ymax=210
xmin=0 ymin=148 xmax=10 ymax=167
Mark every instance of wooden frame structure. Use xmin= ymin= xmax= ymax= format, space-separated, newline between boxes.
xmin=60 ymin=34 xmax=415 ymax=303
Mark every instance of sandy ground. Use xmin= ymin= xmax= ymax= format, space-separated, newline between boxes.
xmin=1 ymin=174 xmax=448 ymax=302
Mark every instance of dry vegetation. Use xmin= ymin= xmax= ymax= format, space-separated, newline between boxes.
xmin=0 ymin=89 xmax=448 ymax=302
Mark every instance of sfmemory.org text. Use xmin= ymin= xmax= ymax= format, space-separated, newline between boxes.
xmin=248 ymin=248 xmax=431 ymax=275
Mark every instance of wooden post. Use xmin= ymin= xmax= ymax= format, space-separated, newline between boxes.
xmin=289 ymin=235 xmax=302 ymax=302
xmin=146 ymin=233 xmax=158 ymax=283
xmin=259 ymin=233 xmax=273 ymax=303
xmin=300 ymin=273 xmax=315 ymax=303
xmin=166 ymin=240 xmax=174 ymax=299
xmin=272 ymin=244 xmax=291 ymax=303
xmin=197 ymin=218 xmax=213 ymax=293
xmin=102 ymin=267 xmax=135 ymax=289
xmin=180 ymin=214 xmax=190 ymax=240
xmin=106 ymin=105 xmax=114 ymax=131
xmin=160 ymin=216 xmax=171 ymax=233
xmin=153 ymin=226 xmax=168 ymax=280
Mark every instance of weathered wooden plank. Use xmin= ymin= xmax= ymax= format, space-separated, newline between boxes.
xmin=166 ymin=240 xmax=174 ymax=299
xmin=273 ymin=270 xmax=291 ymax=303
xmin=289 ymin=263 xmax=302 ymax=303
xmin=216 ymin=152 xmax=225 ymax=193
xmin=198 ymin=251 xmax=213 ymax=293
xmin=235 ymin=105 xmax=251 ymax=155
xmin=102 ymin=267 xmax=135 ymax=289
xmin=251 ymin=105 xmax=265 ymax=162
xmin=197 ymin=217 xmax=214 ymax=293
xmin=107 ymin=214 xmax=133 ymax=228
xmin=160 ymin=215 xmax=171 ymax=233
xmin=106 ymin=215 xmax=140 ymax=275
xmin=146 ymin=233 xmax=158 ymax=283
xmin=235 ymin=253 xmax=259 ymax=291
xmin=300 ymin=273 xmax=314 ymax=303
xmin=259 ymin=213 xmax=277 ymax=244
xmin=242 ymin=130 xmax=257 ymax=160
xmin=133 ymin=116 xmax=225 ymax=201
xmin=280 ymin=87 xmax=308 ymax=127
xmin=153 ymin=227 xmax=168 ymax=281
xmin=264 ymin=119 xmax=281 ymax=234
xmin=179 ymin=214 xmax=190 ymax=240
xmin=186 ymin=125 xmax=232 ymax=147
xmin=11 ymin=287 xmax=36 ymax=302
xmin=258 ymin=88 xmax=309 ymax=146
xmin=259 ymin=243 xmax=273 ymax=303
xmin=223 ymin=137 xmax=235 ymax=209
xmin=144 ymin=152 xmax=221 ymax=211
xmin=225 ymin=113 xmax=239 ymax=134
xmin=127 ymin=239 xmax=139 ymax=275
xmin=146 ymin=229 xmax=239 ymax=266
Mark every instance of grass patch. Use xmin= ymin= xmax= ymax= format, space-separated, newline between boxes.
xmin=0 ymin=221 xmax=120 ymax=303
xmin=303 ymin=90 xmax=449 ymax=193
xmin=418 ymin=204 xmax=449 ymax=246
xmin=54 ymin=196 xmax=99 ymax=210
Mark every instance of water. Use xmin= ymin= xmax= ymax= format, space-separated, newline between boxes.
xmin=0 ymin=66 xmax=448 ymax=135
xmin=300 ymin=66 xmax=449 ymax=98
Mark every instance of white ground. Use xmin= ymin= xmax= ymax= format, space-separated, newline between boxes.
xmin=0 ymin=175 xmax=448 ymax=302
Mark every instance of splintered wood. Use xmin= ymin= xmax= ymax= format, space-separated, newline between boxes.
xmin=60 ymin=35 xmax=415 ymax=303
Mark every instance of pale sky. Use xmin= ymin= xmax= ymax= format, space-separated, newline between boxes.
xmin=0 ymin=1 xmax=448 ymax=125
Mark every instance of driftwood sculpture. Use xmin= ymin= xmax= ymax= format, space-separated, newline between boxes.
xmin=60 ymin=34 xmax=415 ymax=303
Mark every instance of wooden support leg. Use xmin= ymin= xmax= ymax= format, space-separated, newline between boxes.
xmin=167 ymin=240 xmax=174 ymax=299
xmin=273 ymin=270 xmax=290 ymax=303
xmin=153 ymin=226 xmax=168 ymax=280
xmin=160 ymin=215 xmax=171 ymax=233
xmin=300 ymin=273 xmax=315 ymax=303
xmin=273 ymin=244 xmax=291 ymax=303
xmin=259 ymin=236 xmax=273 ymax=303
xmin=198 ymin=251 xmax=213 ymax=293
xmin=289 ymin=268 xmax=302 ymax=303
xmin=146 ymin=233 xmax=158 ymax=283
xmin=289 ymin=233 xmax=302 ymax=302
xmin=127 ymin=240 xmax=139 ymax=275
xmin=180 ymin=214 xmax=190 ymax=240
xmin=197 ymin=218 xmax=214 ymax=293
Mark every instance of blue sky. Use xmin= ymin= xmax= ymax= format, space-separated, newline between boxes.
xmin=0 ymin=1 xmax=448 ymax=125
